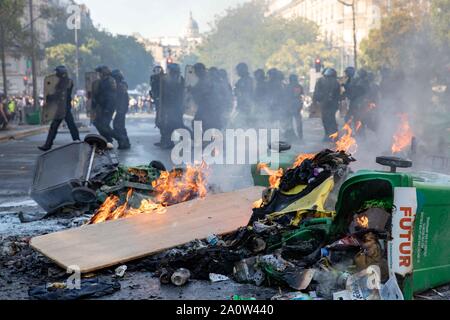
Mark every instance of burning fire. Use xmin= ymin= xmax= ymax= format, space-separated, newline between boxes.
xmin=356 ymin=215 xmax=369 ymax=229
xmin=90 ymin=163 xmax=209 ymax=224
xmin=257 ymin=163 xmax=284 ymax=189
xmin=292 ymin=153 xmax=315 ymax=168
xmin=258 ymin=154 xmax=315 ymax=190
xmin=392 ymin=113 xmax=414 ymax=154
xmin=330 ymin=122 xmax=358 ymax=154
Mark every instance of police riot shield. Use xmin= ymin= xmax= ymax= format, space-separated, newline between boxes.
xmin=85 ymin=71 xmax=100 ymax=122
xmin=184 ymin=65 xmax=198 ymax=88
xmin=41 ymin=74 xmax=59 ymax=125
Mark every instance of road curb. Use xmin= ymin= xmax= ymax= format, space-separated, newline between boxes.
xmin=0 ymin=126 xmax=49 ymax=143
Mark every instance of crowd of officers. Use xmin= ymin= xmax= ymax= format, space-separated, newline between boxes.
xmin=151 ymin=62 xmax=305 ymax=149
xmin=37 ymin=62 xmax=384 ymax=152
xmin=313 ymin=66 xmax=381 ymax=141
xmin=38 ymin=65 xmax=131 ymax=151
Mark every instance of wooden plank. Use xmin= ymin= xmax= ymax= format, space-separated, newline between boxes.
xmin=30 ymin=187 xmax=263 ymax=273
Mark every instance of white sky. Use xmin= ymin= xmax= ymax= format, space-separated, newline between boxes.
xmin=77 ymin=0 xmax=250 ymax=38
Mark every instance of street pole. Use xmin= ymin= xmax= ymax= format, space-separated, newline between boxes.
xmin=74 ymin=6 xmax=80 ymax=91
xmin=337 ymin=0 xmax=358 ymax=69
xmin=75 ymin=26 xmax=79 ymax=90
xmin=351 ymin=1 xmax=358 ymax=69
xmin=0 ymin=25 xmax=8 ymax=96
xmin=28 ymin=0 xmax=38 ymax=109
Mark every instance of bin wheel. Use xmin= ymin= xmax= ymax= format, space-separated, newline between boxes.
xmin=84 ymin=134 xmax=108 ymax=150
xmin=72 ymin=187 xmax=97 ymax=204
xmin=376 ymin=156 xmax=413 ymax=173
xmin=150 ymin=160 xmax=167 ymax=172
xmin=269 ymin=141 xmax=292 ymax=152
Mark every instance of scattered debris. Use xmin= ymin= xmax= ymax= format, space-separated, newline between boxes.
xmin=115 ymin=265 xmax=127 ymax=278
xmin=171 ymin=268 xmax=191 ymax=286
xmin=28 ymin=278 xmax=121 ymax=300
xmin=209 ymin=273 xmax=230 ymax=283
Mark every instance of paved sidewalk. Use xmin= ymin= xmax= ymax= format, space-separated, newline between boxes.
xmin=0 ymin=125 xmax=49 ymax=142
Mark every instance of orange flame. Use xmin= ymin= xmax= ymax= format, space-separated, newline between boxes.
xmin=257 ymin=163 xmax=284 ymax=189
xmin=331 ymin=122 xmax=358 ymax=153
xmin=392 ymin=113 xmax=414 ymax=154
xmin=90 ymin=163 xmax=209 ymax=224
xmin=356 ymin=215 xmax=369 ymax=229
xmin=292 ymin=153 xmax=315 ymax=168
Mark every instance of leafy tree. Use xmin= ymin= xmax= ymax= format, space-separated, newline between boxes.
xmin=46 ymin=2 xmax=154 ymax=89
xmin=195 ymin=1 xmax=319 ymax=75
xmin=431 ymin=0 xmax=450 ymax=47
xmin=0 ymin=0 xmax=27 ymax=95
xmin=266 ymin=40 xmax=340 ymax=80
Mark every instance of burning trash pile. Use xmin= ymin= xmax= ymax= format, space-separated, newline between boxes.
xmin=130 ymin=149 xmax=401 ymax=300
xmin=90 ymin=162 xmax=209 ymax=224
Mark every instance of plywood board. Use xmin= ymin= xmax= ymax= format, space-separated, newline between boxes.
xmin=30 ymin=187 xmax=263 ymax=273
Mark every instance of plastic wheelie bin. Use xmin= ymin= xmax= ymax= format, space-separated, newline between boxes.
xmin=30 ymin=134 xmax=119 ymax=213
xmin=332 ymin=156 xmax=450 ymax=300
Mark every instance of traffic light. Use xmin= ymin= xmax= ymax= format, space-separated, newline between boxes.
xmin=23 ymin=76 xmax=29 ymax=86
xmin=315 ymin=58 xmax=322 ymax=73
xmin=167 ymin=57 xmax=173 ymax=65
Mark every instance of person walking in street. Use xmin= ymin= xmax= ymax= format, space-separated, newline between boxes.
xmin=92 ymin=65 xmax=118 ymax=149
xmin=112 ymin=69 xmax=131 ymax=150
xmin=313 ymin=68 xmax=340 ymax=141
xmin=38 ymin=66 xmax=80 ymax=151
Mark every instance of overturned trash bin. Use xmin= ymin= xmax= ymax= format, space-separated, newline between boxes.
xmin=331 ymin=156 xmax=450 ymax=300
xmin=30 ymin=134 xmax=119 ymax=213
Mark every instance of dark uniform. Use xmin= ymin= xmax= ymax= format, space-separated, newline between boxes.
xmin=266 ymin=69 xmax=285 ymax=127
xmin=313 ymin=68 xmax=340 ymax=139
xmin=112 ymin=70 xmax=131 ymax=150
xmin=347 ymin=69 xmax=370 ymax=129
xmin=192 ymin=63 xmax=215 ymax=131
xmin=93 ymin=66 xmax=118 ymax=144
xmin=39 ymin=66 xmax=80 ymax=151
xmin=234 ymin=63 xmax=254 ymax=118
xmin=157 ymin=63 xmax=185 ymax=148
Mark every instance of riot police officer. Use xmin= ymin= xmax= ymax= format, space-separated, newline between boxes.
xmin=157 ymin=63 xmax=185 ymax=149
xmin=313 ymin=68 xmax=340 ymax=140
xmin=38 ymin=66 xmax=80 ymax=151
xmin=93 ymin=65 xmax=118 ymax=149
xmin=234 ymin=63 xmax=254 ymax=117
xmin=112 ymin=69 xmax=131 ymax=150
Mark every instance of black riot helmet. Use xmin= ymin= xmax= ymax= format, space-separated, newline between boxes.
xmin=236 ymin=63 xmax=249 ymax=78
xmin=193 ymin=63 xmax=207 ymax=79
xmin=95 ymin=65 xmax=111 ymax=77
xmin=267 ymin=68 xmax=279 ymax=81
xmin=55 ymin=65 xmax=68 ymax=78
xmin=167 ymin=63 xmax=181 ymax=77
xmin=345 ymin=67 xmax=356 ymax=78
xmin=254 ymin=69 xmax=266 ymax=82
xmin=324 ymin=68 xmax=337 ymax=78
xmin=112 ymin=69 xmax=124 ymax=81
xmin=357 ymin=68 xmax=368 ymax=79
xmin=289 ymin=74 xmax=299 ymax=84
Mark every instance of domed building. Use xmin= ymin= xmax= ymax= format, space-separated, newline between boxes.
xmin=181 ymin=12 xmax=202 ymax=55
xmin=136 ymin=12 xmax=202 ymax=69
xmin=184 ymin=11 xmax=200 ymax=39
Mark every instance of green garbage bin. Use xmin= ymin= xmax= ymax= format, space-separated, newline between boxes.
xmin=25 ymin=110 xmax=41 ymax=125
xmin=332 ymin=156 xmax=450 ymax=300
